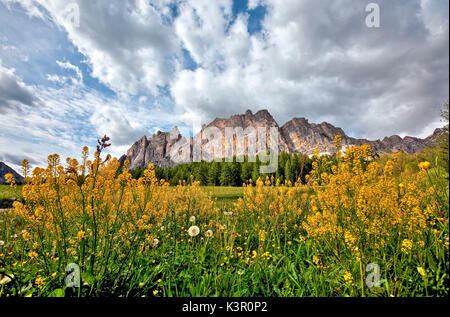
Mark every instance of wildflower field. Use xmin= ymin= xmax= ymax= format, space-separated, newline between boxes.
xmin=0 ymin=138 xmax=448 ymax=297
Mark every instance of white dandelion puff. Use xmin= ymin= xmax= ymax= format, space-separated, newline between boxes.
xmin=188 ymin=226 xmax=200 ymax=237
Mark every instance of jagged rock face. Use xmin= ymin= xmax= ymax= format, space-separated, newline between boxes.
xmin=281 ymin=118 xmax=348 ymax=155
xmin=0 ymin=162 xmax=24 ymax=184
xmin=121 ymin=110 xmax=441 ymax=168
xmin=196 ymin=109 xmax=290 ymax=161
xmin=281 ymin=118 xmax=440 ymax=155
xmin=207 ymin=109 xmax=278 ymax=130
xmin=121 ymin=127 xmax=182 ymax=169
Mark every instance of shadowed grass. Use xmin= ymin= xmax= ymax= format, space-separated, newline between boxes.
xmin=203 ymin=186 xmax=244 ymax=209
xmin=0 ymin=185 xmax=22 ymax=208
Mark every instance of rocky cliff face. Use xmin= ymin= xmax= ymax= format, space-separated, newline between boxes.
xmin=119 ymin=127 xmax=182 ymax=169
xmin=120 ymin=109 xmax=442 ymax=168
xmin=195 ymin=109 xmax=290 ymax=160
xmin=0 ymin=162 xmax=24 ymax=184
xmin=280 ymin=117 xmax=441 ymax=156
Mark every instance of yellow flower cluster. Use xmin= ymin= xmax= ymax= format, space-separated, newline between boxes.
xmin=418 ymin=161 xmax=431 ymax=170
xmin=4 ymin=173 xmax=15 ymax=186
xmin=300 ymin=146 xmax=436 ymax=253
xmin=9 ymin=148 xmax=219 ymax=278
xmin=401 ymin=239 xmax=413 ymax=255
xmin=236 ymin=142 xmax=444 ymax=272
xmin=2 ymin=138 xmax=447 ymax=297
xmin=343 ymin=271 xmax=354 ymax=285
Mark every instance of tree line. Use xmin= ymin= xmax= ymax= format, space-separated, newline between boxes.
xmin=128 ymin=102 xmax=449 ymax=187
xmin=129 ymin=152 xmax=314 ymax=186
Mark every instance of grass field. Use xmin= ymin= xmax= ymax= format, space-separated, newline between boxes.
xmin=0 ymin=185 xmax=241 ymax=209
xmin=0 ymin=185 xmax=22 ymax=208
xmin=203 ymin=186 xmax=243 ymax=209
xmin=0 ymin=147 xmax=448 ymax=297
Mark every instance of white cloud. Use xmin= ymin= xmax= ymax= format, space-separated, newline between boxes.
xmin=138 ymin=96 xmax=148 ymax=104
xmin=1 ymin=0 xmax=48 ymax=20
xmin=46 ymin=73 xmax=67 ymax=84
xmin=0 ymin=69 xmax=194 ymax=170
xmin=46 ymin=59 xmax=84 ymax=86
xmin=0 ymin=61 xmax=37 ymax=111
xmin=89 ymin=105 xmax=149 ymax=147
xmin=0 ymin=42 xmax=29 ymax=62
xmin=0 ymin=68 xmax=157 ymax=168
xmin=247 ymin=0 xmax=262 ymax=10
xmin=24 ymin=0 xmax=180 ymax=95
xmin=56 ymin=60 xmax=83 ymax=85
xmin=171 ymin=0 xmax=449 ymax=139
xmin=174 ymin=0 xmax=233 ymax=68
xmin=420 ymin=0 xmax=449 ymax=36
xmin=0 ymin=0 xmax=448 ymax=169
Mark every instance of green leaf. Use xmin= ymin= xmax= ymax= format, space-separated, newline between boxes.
xmin=48 ymin=288 xmax=65 ymax=297
xmin=81 ymin=272 xmax=94 ymax=286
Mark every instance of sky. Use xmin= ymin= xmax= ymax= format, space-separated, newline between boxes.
xmin=0 ymin=0 xmax=448 ymax=171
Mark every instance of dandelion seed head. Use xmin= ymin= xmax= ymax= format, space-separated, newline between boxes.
xmin=188 ymin=225 xmax=200 ymax=237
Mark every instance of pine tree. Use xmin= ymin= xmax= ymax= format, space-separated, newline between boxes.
xmin=194 ymin=162 xmax=208 ymax=185
xmin=220 ymin=163 xmax=233 ymax=186
xmin=208 ymin=161 xmax=221 ymax=185
xmin=232 ymin=160 xmax=242 ymax=186
xmin=291 ymin=154 xmax=300 ymax=182
xmin=241 ymin=162 xmax=253 ymax=184
xmin=285 ymin=159 xmax=293 ymax=184
xmin=275 ymin=167 xmax=284 ymax=183
xmin=251 ymin=160 xmax=260 ymax=183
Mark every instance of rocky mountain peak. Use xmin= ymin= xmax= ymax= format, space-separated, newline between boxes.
xmin=291 ymin=117 xmax=309 ymax=124
xmin=253 ymin=109 xmax=277 ymax=124
xmin=121 ymin=109 xmax=441 ymax=168
xmin=383 ymin=135 xmax=402 ymax=143
xmin=170 ymin=126 xmax=181 ymax=139
xmin=0 ymin=162 xmax=24 ymax=184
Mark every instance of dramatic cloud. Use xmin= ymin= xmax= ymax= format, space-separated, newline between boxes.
xmin=0 ymin=0 xmax=448 ymax=168
xmin=27 ymin=0 xmax=180 ymax=95
xmin=46 ymin=60 xmax=84 ymax=86
xmin=0 ymin=62 xmax=37 ymax=111
xmin=171 ymin=0 xmax=449 ymax=138
xmin=0 ymin=81 xmax=152 ymax=170
xmin=90 ymin=105 xmax=150 ymax=146
xmin=0 ymin=152 xmax=40 ymax=166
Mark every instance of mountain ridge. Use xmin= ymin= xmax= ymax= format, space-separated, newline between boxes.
xmin=120 ymin=109 xmax=442 ymax=169
xmin=0 ymin=162 xmax=24 ymax=184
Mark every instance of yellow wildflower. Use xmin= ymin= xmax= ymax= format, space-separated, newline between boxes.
xmin=417 ymin=267 xmax=426 ymax=277
xmin=418 ymin=161 xmax=431 ymax=170
xmin=344 ymin=271 xmax=353 ymax=285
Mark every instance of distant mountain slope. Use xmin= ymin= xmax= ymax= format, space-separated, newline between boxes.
xmin=280 ymin=116 xmax=441 ymax=156
xmin=120 ymin=109 xmax=442 ymax=169
xmin=0 ymin=162 xmax=24 ymax=184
